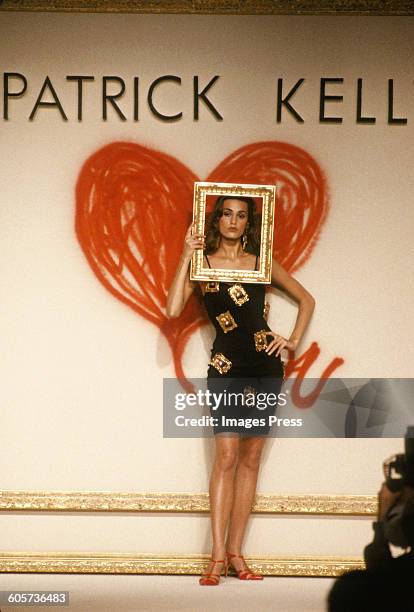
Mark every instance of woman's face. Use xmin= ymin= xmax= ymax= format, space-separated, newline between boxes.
xmin=218 ymin=199 xmax=249 ymax=240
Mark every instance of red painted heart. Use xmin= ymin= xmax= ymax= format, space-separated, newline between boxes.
xmin=75 ymin=141 xmax=328 ymax=387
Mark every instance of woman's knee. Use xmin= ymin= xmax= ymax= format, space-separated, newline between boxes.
xmin=215 ymin=448 xmax=239 ymax=471
xmin=239 ymin=440 xmax=265 ymax=470
xmin=214 ymin=438 xmax=239 ymax=471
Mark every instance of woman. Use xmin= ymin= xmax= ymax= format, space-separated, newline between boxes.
xmin=166 ymin=195 xmax=315 ymax=585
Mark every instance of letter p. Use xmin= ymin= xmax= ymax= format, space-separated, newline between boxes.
xmin=4 ymin=73 xmax=27 ymax=120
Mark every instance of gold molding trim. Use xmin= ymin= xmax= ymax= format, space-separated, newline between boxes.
xmin=0 ymin=1 xmax=412 ymax=16
xmin=0 ymin=490 xmax=377 ymax=515
xmin=0 ymin=552 xmax=364 ymax=577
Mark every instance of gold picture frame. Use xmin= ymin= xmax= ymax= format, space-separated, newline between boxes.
xmin=189 ymin=181 xmax=275 ymax=284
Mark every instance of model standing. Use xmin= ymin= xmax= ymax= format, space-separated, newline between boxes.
xmin=166 ymin=196 xmax=315 ymax=585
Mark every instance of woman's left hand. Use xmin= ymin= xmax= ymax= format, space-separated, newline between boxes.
xmin=265 ymin=332 xmax=298 ymax=356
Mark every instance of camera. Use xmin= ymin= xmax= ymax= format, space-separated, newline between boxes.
xmin=384 ymin=426 xmax=414 ymax=492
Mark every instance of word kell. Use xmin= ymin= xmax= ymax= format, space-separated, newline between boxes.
xmin=277 ymin=78 xmax=408 ymax=124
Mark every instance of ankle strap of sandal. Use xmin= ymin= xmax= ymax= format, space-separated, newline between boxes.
xmin=226 ymin=552 xmax=244 ymax=559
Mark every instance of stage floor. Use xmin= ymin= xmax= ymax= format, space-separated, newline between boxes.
xmin=1 ymin=573 xmax=335 ymax=611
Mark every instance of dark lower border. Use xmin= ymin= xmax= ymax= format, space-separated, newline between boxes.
xmin=0 ymin=0 xmax=413 ymax=16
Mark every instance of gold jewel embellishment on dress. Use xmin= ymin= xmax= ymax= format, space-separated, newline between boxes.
xmin=210 ymin=353 xmax=232 ymax=375
xmin=263 ymin=301 xmax=270 ymax=320
xmin=216 ymin=310 xmax=238 ymax=334
xmin=205 ymin=282 xmax=220 ymax=293
xmin=254 ymin=329 xmax=269 ymax=352
xmin=228 ymin=284 xmax=249 ymax=306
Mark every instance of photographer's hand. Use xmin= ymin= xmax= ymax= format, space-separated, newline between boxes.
xmin=378 ymin=482 xmax=402 ymax=520
xmin=364 ymin=482 xmax=397 ymax=570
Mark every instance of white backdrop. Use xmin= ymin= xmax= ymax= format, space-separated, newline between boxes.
xmin=1 ymin=12 xmax=413 ymax=556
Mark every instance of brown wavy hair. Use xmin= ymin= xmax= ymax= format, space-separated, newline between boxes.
xmin=204 ymin=195 xmax=261 ymax=256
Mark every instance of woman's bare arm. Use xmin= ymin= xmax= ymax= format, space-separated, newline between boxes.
xmin=265 ymin=258 xmax=315 ymax=356
xmin=166 ymin=224 xmax=204 ymax=318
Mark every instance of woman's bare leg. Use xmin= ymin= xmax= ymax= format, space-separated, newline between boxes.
xmin=206 ymin=434 xmax=239 ymax=574
xmin=225 ymin=436 xmax=266 ymax=572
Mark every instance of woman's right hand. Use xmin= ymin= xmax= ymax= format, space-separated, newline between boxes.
xmin=183 ymin=223 xmax=205 ymax=258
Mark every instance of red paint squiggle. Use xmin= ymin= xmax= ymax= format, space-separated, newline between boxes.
xmin=75 ymin=140 xmax=335 ymax=390
xmin=207 ymin=141 xmax=329 ymax=273
xmin=75 ymin=142 xmax=206 ymax=390
xmin=285 ymin=342 xmax=345 ymax=408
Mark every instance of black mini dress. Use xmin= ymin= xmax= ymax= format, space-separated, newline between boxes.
xmin=202 ymin=254 xmax=285 ymax=436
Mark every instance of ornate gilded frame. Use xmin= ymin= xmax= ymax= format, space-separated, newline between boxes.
xmin=0 ymin=490 xmax=377 ymax=515
xmin=0 ymin=490 xmax=375 ymax=575
xmin=190 ymin=181 xmax=275 ymax=284
xmin=0 ymin=551 xmax=365 ymax=576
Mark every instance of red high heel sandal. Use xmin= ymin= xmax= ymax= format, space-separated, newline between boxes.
xmin=199 ymin=558 xmax=227 ymax=586
xmin=225 ymin=552 xmax=264 ymax=580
